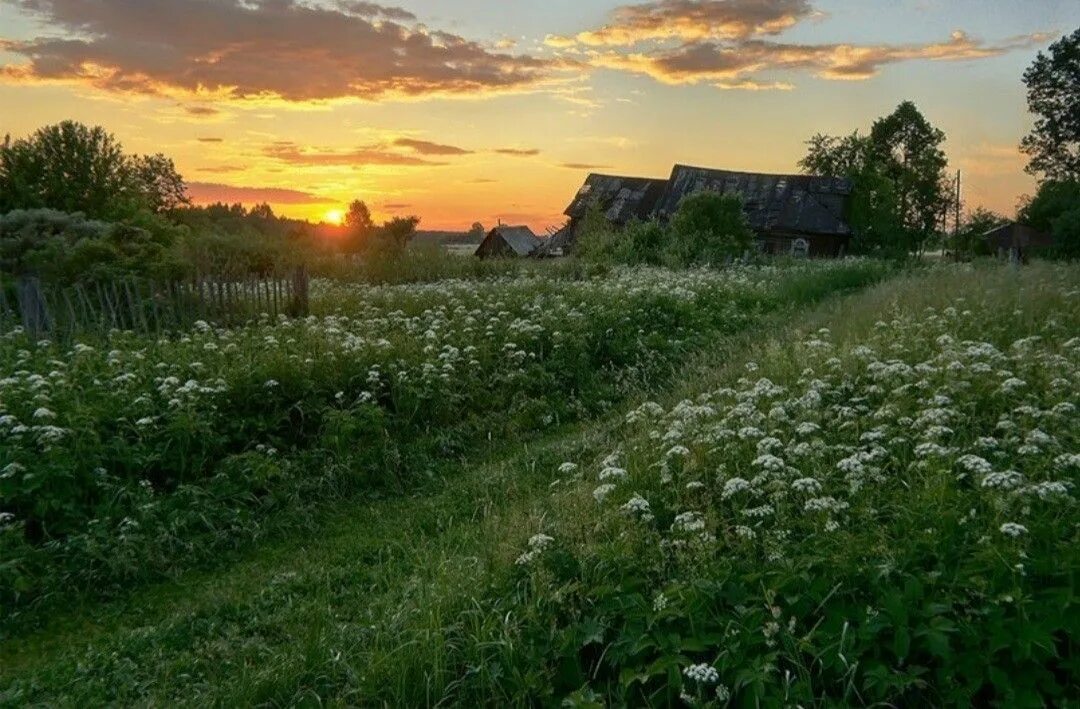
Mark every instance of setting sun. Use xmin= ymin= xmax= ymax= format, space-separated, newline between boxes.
xmin=324 ymin=209 xmax=345 ymax=226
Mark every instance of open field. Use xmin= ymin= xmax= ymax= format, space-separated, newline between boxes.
xmin=0 ymin=259 xmax=888 ymax=618
xmin=1 ymin=261 xmax=1075 ymax=706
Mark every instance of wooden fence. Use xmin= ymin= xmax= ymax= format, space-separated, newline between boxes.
xmin=0 ymin=267 xmax=309 ymax=339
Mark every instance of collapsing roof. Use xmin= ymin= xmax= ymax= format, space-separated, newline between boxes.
xmin=563 ymin=173 xmax=669 ymax=224
xmin=656 ymin=165 xmax=853 ymax=237
xmin=474 ymin=225 xmax=541 ymax=258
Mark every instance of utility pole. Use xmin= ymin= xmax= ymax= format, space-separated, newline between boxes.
xmin=954 ymin=170 xmax=961 ymax=260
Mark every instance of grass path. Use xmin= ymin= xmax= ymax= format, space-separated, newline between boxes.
xmin=1 ymin=273 xmax=901 ymax=706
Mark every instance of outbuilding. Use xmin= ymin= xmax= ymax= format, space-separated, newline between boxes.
xmin=982 ymin=222 xmax=1053 ymax=263
xmin=474 ymin=225 xmax=541 ymax=258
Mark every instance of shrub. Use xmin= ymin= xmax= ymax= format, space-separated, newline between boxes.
xmin=666 ymin=192 xmax=755 ymax=265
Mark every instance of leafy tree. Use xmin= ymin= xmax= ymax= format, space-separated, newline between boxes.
xmin=342 ymin=199 xmax=375 ymax=254
xmin=869 ymin=101 xmax=950 ymax=254
xmin=367 ymin=215 xmax=420 ymax=260
xmin=1018 ymin=180 xmax=1080 ymax=258
xmin=800 ymin=131 xmax=872 ymax=176
xmin=954 ymin=207 xmax=1009 ymax=258
xmin=130 ymin=153 xmax=189 ymax=212
xmin=667 ymin=192 xmax=754 ymax=265
xmin=0 ymin=121 xmax=187 ymax=219
xmin=800 ymin=102 xmax=950 ymax=258
xmin=468 ymin=222 xmax=486 ymax=242
xmin=1021 ymin=28 xmax=1080 ymax=181
xmin=345 ymin=199 xmax=374 ymax=232
xmin=799 ymin=132 xmax=907 ymax=258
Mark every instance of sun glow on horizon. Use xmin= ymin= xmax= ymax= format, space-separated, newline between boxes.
xmin=324 ymin=209 xmax=345 ymax=226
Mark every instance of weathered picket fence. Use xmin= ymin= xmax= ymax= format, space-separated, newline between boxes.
xmin=0 ymin=267 xmax=309 ymax=339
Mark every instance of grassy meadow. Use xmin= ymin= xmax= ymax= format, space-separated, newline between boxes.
xmin=0 ymin=260 xmax=1075 ymax=706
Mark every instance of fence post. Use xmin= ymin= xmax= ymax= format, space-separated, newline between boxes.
xmin=16 ymin=276 xmax=51 ymax=336
xmin=289 ymin=266 xmax=309 ymax=317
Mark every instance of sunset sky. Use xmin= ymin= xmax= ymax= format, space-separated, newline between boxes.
xmin=2 ymin=0 xmax=1077 ymax=231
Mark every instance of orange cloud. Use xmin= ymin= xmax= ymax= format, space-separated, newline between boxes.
xmin=187 ymin=182 xmax=334 ymax=205
xmin=393 ymin=138 xmax=474 ymax=155
xmin=0 ymin=0 xmax=563 ymax=102
xmin=495 ymin=148 xmax=542 ymax=156
xmin=592 ymin=30 xmax=1051 ymax=86
xmin=560 ymin=162 xmax=614 ymax=170
xmin=547 ymin=0 xmax=813 ymax=47
xmin=264 ymin=141 xmax=447 ymax=166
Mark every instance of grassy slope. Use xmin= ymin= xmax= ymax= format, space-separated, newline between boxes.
xmin=5 ymin=263 xmax=1070 ymax=705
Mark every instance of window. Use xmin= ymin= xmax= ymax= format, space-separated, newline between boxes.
xmin=791 ymin=238 xmax=809 ymax=258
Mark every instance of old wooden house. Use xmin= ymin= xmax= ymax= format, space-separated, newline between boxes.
xmin=533 ymin=173 xmax=668 ymax=257
xmin=545 ymin=165 xmax=855 ymax=258
xmin=983 ymin=222 xmax=1053 ymax=262
xmin=655 ymin=165 xmax=854 ymax=257
xmin=474 ymin=225 xmax=541 ymax=258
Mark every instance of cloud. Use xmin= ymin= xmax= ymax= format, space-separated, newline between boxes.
xmin=495 ymin=148 xmax=541 ymax=156
xmin=336 ymin=1 xmax=415 ymax=21
xmin=560 ymin=162 xmax=614 ymax=169
xmin=382 ymin=202 xmax=413 ymax=209
xmin=195 ymin=165 xmax=243 ymax=173
xmin=264 ymin=140 xmax=446 ymax=166
xmin=184 ymin=105 xmax=221 ymax=117
xmin=469 ymin=178 xmax=497 ymax=183
xmin=548 ymin=0 xmax=814 ymax=47
xmin=197 ymin=137 xmax=223 ymax=143
xmin=592 ymin=30 xmax=1050 ymax=85
xmin=187 ymin=182 xmax=333 ymax=204
xmin=392 ymin=138 xmax=473 ymax=155
xmin=0 ymin=0 xmax=564 ymax=102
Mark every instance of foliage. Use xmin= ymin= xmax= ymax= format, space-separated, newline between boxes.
xmin=0 ymin=121 xmax=188 ymax=221
xmin=0 ymin=209 xmax=186 ymax=282
xmin=801 ymin=102 xmax=951 ymax=257
xmin=0 ymin=261 xmax=888 ymax=611
xmin=496 ymin=263 xmax=1080 ymax=706
xmin=1018 ymin=180 xmax=1080 ymax=259
xmin=868 ymin=102 xmax=950 ymax=253
xmin=1021 ymin=27 xmax=1080 ymax=181
xmin=168 ymin=202 xmax=314 ymax=276
xmin=953 ymin=207 xmax=1009 ymax=258
xmin=668 ymin=192 xmax=755 ymax=265
xmin=577 ymin=209 xmax=666 ymax=267
xmin=469 ymin=222 xmax=486 ymax=242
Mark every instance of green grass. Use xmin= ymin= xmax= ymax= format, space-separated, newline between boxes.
xmin=3 ymin=262 xmax=1074 ymax=706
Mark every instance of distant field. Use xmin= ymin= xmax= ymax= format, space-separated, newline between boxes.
xmin=445 ymin=243 xmax=476 ymax=257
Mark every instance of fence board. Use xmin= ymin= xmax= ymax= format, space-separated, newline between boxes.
xmin=0 ymin=268 xmax=309 ymax=340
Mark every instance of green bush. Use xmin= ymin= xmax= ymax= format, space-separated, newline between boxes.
xmin=667 ymin=192 xmax=756 ymax=265
xmin=0 ymin=208 xmax=185 ymax=282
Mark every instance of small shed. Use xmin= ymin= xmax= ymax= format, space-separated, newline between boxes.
xmin=475 ymin=225 xmax=541 ymax=258
xmin=983 ymin=222 xmax=1053 ymax=262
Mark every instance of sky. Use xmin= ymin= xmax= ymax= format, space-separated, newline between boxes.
xmin=1 ymin=0 xmax=1077 ymax=231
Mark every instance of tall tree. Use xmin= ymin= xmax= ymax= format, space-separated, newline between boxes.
xmin=868 ymin=101 xmax=950 ymax=253
xmin=0 ymin=121 xmax=188 ymax=219
xmin=799 ymin=131 xmax=906 ymax=257
xmin=131 ymin=153 xmax=190 ymax=212
xmin=342 ymin=199 xmax=374 ymax=253
xmin=1021 ymin=28 xmax=1080 ymax=181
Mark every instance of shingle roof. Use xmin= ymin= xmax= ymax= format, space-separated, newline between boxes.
xmin=563 ymin=173 xmax=668 ymax=224
xmin=491 ymin=225 xmax=540 ymax=255
xmin=655 ymin=165 xmax=853 ymax=237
